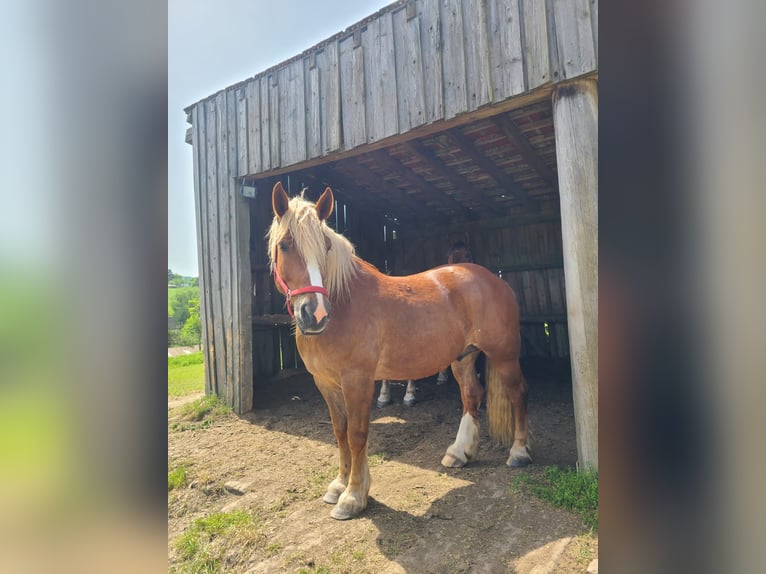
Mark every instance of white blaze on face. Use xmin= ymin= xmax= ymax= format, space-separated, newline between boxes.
xmin=307 ymin=263 xmax=328 ymax=322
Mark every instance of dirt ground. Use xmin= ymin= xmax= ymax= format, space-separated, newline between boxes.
xmin=168 ymin=362 xmax=597 ymax=573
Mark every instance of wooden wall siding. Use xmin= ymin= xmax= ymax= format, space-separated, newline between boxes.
xmin=550 ymin=0 xmax=596 ymax=80
xmin=339 ymin=34 xmax=367 ymax=149
xmin=523 ymin=0 xmax=550 ymax=89
xmin=189 ymin=0 xmax=597 ymax=180
xmin=488 ymin=0 xmax=525 ymax=101
xmin=191 ymin=106 xmax=212 ymax=393
xmin=385 ymin=218 xmax=568 ymax=358
xmin=362 ymin=13 xmax=398 ymax=143
xmin=189 ymin=96 xmax=253 ymax=413
xmin=317 ymin=41 xmax=342 ymax=155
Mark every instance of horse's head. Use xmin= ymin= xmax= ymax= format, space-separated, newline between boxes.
xmin=269 ymin=181 xmax=335 ymax=335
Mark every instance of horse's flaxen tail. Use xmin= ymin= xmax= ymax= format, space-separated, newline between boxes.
xmin=486 ymin=358 xmax=514 ymax=448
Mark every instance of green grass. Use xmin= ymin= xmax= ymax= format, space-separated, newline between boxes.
xmin=513 ymin=466 xmax=598 ymax=530
xmin=174 ymin=510 xmax=260 ymax=572
xmin=168 ymin=464 xmax=189 ymax=491
xmin=168 ymin=352 xmax=205 ymax=397
xmin=170 ymin=395 xmax=232 ymax=432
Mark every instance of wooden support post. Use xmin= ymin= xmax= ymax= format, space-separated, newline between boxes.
xmin=552 ymin=78 xmax=598 ymax=471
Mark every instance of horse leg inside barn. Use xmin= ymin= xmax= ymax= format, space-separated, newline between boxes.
xmin=403 ymin=380 xmax=416 ymax=406
xmin=315 ymin=381 xmax=350 ymax=505
xmin=441 ymin=351 xmax=484 ymax=468
xmin=330 ymin=375 xmax=375 ymax=520
xmin=506 ymin=361 xmax=532 ymax=467
xmin=488 ymin=359 xmax=532 ymax=467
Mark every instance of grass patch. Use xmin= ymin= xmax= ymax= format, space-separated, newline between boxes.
xmin=170 ymin=395 xmax=232 ymax=432
xmin=169 ymin=352 xmax=204 ymax=368
xmin=168 ymin=352 xmax=205 ymax=397
xmin=168 ymin=464 xmax=189 ymax=491
xmin=174 ymin=510 xmax=262 ymax=572
xmin=513 ymin=466 xmax=598 ymax=530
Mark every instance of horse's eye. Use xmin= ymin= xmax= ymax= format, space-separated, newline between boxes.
xmin=279 ymin=241 xmax=290 ymax=252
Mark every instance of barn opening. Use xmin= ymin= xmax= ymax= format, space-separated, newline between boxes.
xmin=185 ymin=0 xmax=597 ymax=469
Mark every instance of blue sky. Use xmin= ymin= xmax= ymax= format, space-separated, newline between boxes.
xmin=168 ymin=0 xmax=392 ymax=277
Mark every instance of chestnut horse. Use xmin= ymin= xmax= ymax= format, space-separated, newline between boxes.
xmin=268 ymin=182 xmax=531 ymax=520
xmin=376 ymin=242 xmax=476 ymax=407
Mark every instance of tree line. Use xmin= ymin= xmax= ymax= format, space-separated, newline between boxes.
xmin=168 ymin=269 xmax=202 ymax=347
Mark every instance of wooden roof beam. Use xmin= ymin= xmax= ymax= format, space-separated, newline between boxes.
xmin=330 ymin=159 xmax=440 ymax=225
xmin=445 ymin=128 xmax=538 ymax=211
xmin=367 ymin=150 xmax=469 ymax=222
xmin=495 ymin=114 xmax=558 ymax=191
xmin=309 ymin=167 xmax=422 ymax=227
xmin=402 ymin=140 xmax=495 ymax=218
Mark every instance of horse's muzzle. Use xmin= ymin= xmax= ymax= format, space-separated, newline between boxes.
xmin=295 ymin=297 xmax=331 ymax=335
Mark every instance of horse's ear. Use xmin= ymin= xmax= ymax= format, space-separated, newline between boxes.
xmin=315 ymin=187 xmax=334 ymax=221
xmin=272 ymin=181 xmax=289 ymax=219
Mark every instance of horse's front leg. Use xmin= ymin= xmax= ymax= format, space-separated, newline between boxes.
xmin=331 ymin=373 xmax=375 ymax=520
xmin=315 ymin=380 xmax=350 ymax=505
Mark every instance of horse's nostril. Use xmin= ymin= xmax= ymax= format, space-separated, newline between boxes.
xmin=300 ymin=304 xmax=312 ymax=323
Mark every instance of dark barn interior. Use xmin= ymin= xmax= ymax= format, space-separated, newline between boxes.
xmin=245 ymin=99 xmax=570 ymax=391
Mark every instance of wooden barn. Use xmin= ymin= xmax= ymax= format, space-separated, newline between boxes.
xmin=184 ymin=0 xmax=597 ymax=469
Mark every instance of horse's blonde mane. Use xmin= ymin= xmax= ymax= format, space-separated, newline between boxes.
xmin=267 ymin=192 xmax=358 ymax=301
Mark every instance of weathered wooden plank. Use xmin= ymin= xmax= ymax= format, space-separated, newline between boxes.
xmin=191 ymin=105 xmax=212 ymax=394
xmin=551 ymin=0 xmax=596 ymax=80
xmin=260 ymin=78 xmax=271 ymax=170
xmin=487 ymin=0 xmax=525 ymax=100
xmin=339 ymin=34 xmax=366 ymax=149
xmin=246 ymin=79 xmax=261 ymax=174
xmin=523 ymin=0 xmax=551 ymax=88
xmin=462 ymin=0 xmax=492 ymax=111
xmin=317 ymin=40 xmax=341 ymax=154
xmin=417 ymin=0 xmax=444 ymax=123
xmin=219 ymin=91 xmax=234 ymax=408
xmin=236 ymin=88 xmax=248 ymax=176
xmin=553 ymin=78 xmax=598 ymax=470
xmin=306 ymin=57 xmax=322 ymax=159
xmin=235 ymin=191 xmax=253 ymax=411
xmin=441 ymin=0 xmax=468 ymax=119
xmin=227 ymin=89 xmax=243 ymax=411
xmin=393 ymin=7 xmax=427 ymax=132
xmin=278 ymin=60 xmax=306 ymax=166
xmin=269 ymin=74 xmax=281 ymax=167
xmin=206 ymin=97 xmax=225 ymax=397
xmin=590 ymin=0 xmax=597 ymax=60
xmin=363 ymin=13 xmax=398 ymax=143
xmin=546 ymin=267 xmax=565 ymax=313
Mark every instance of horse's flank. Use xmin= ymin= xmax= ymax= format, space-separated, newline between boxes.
xmin=296 ymin=258 xmax=521 ymax=385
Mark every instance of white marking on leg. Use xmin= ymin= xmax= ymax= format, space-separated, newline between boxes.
xmin=307 ymin=263 xmax=328 ymax=321
xmin=377 ymin=381 xmax=391 ymax=406
xmin=403 ymin=380 xmax=416 ymax=406
xmin=453 ymin=413 xmax=479 ymax=460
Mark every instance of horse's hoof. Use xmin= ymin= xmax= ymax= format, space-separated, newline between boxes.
xmin=507 ymin=445 xmax=532 ymax=467
xmin=441 ymin=452 xmax=467 ymax=468
xmin=376 ymin=399 xmax=390 ymax=408
xmin=330 ymin=506 xmax=355 ymax=520
xmin=323 ymin=491 xmax=339 ymax=504
xmin=403 ymin=397 xmax=416 ymax=407
xmin=436 ymin=378 xmax=447 ymax=385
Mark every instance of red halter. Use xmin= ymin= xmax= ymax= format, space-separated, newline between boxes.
xmin=273 ymin=266 xmax=330 ymax=318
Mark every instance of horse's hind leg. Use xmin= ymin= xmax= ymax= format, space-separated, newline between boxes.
xmin=377 ymin=380 xmax=392 ymax=408
xmin=492 ymin=359 xmax=532 ymax=467
xmin=315 ymin=380 xmax=350 ymax=504
xmin=441 ymin=352 xmax=483 ymax=468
